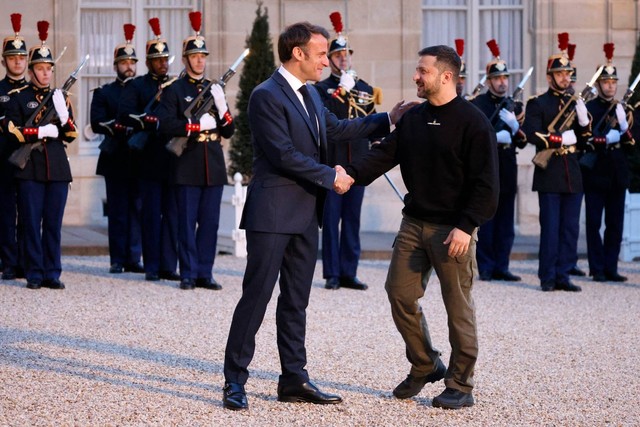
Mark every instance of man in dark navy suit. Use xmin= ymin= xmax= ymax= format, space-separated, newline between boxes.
xmin=222 ymin=21 xmax=409 ymax=411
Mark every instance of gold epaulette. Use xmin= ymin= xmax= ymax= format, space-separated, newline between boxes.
xmin=7 ymin=84 xmax=28 ymax=95
xmin=372 ymin=87 xmax=383 ymax=105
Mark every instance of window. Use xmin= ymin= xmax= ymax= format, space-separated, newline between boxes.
xmin=421 ymin=0 xmax=529 ymax=97
xmin=78 ymin=0 xmax=201 ymax=154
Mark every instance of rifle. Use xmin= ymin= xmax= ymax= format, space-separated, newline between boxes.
xmin=532 ymin=65 xmax=603 ymax=169
xmin=489 ymin=66 xmax=533 ymax=132
xmin=166 ymin=48 xmax=250 ymax=156
xmin=9 ymin=54 xmax=90 ymax=169
xmin=467 ymin=75 xmax=486 ymax=100
xmin=593 ymin=71 xmax=640 ymax=136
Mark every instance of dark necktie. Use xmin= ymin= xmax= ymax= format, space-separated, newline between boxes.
xmin=298 ymin=85 xmax=318 ymax=138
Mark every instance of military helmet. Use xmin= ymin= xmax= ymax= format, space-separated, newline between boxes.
xmin=3 ymin=13 xmax=27 ymax=57
xmin=146 ymin=17 xmax=170 ymax=59
xmin=182 ymin=11 xmax=208 ymax=56
xmin=567 ymin=43 xmax=577 ymax=82
xmin=113 ymin=24 xmax=138 ymax=64
xmin=598 ymin=43 xmax=617 ymax=81
xmin=28 ymin=21 xmax=54 ymax=66
xmin=485 ymin=39 xmax=510 ymax=78
xmin=547 ymin=32 xmax=573 ymax=74
xmin=328 ymin=11 xmax=353 ymax=56
xmin=455 ymin=39 xmax=467 ymax=78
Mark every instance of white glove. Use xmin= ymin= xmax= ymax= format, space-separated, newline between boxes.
xmin=210 ymin=84 xmax=228 ymax=117
xmin=561 ymin=129 xmax=577 ymax=146
xmin=496 ymin=130 xmax=512 ymax=144
xmin=339 ymin=70 xmax=356 ymax=92
xmin=38 ymin=123 xmax=59 ymax=139
xmin=575 ymin=98 xmax=589 ymax=127
xmin=199 ymin=113 xmax=217 ymax=131
xmin=52 ymin=89 xmax=69 ymax=124
xmin=499 ymin=108 xmax=519 ymax=135
xmin=605 ymin=128 xmax=621 ymax=145
xmin=615 ymin=103 xmax=629 ymax=133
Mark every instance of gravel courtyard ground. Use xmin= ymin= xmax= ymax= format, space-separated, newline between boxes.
xmin=1 ymin=256 xmax=639 ymax=426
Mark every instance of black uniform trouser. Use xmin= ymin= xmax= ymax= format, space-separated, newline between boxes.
xmin=585 ymin=189 xmax=626 ymax=276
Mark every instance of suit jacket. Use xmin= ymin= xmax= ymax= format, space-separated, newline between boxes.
xmin=240 ymin=70 xmax=390 ymax=234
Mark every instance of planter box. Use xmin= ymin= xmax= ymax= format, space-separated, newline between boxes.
xmin=621 ymin=191 xmax=640 ymax=261
xmin=217 ymin=173 xmax=247 ymax=257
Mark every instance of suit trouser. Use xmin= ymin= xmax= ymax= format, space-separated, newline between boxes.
xmin=585 ymin=189 xmax=626 ymax=276
xmin=224 ymin=217 xmax=318 ymax=386
xmin=385 ymin=215 xmax=478 ymax=393
xmin=322 ymin=185 xmax=365 ymax=279
xmin=139 ymin=179 xmax=178 ymax=274
xmin=0 ymin=177 xmax=18 ymax=270
xmin=537 ymin=192 xmax=582 ymax=284
xmin=176 ymin=184 xmax=222 ymax=280
xmin=476 ymin=191 xmax=516 ymax=275
xmin=17 ymin=180 xmax=68 ymax=282
xmin=104 ymin=174 xmax=142 ymax=266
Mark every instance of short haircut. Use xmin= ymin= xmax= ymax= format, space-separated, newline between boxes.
xmin=418 ymin=45 xmax=461 ymax=82
xmin=278 ymin=21 xmax=330 ymax=63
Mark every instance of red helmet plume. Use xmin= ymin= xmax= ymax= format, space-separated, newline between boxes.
xmin=37 ymin=21 xmax=49 ymax=43
xmin=557 ymin=32 xmax=569 ymax=51
xmin=455 ymin=39 xmax=464 ymax=57
xmin=329 ymin=11 xmax=343 ymax=34
xmin=123 ymin=24 xmax=135 ymax=43
xmin=189 ymin=11 xmax=202 ymax=34
xmin=486 ymin=39 xmax=500 ymax=58
xmin=567 ymin=43 xmax=576 ymax=61
xmin=148 ymin=17 xmax=162 ymax=38
xmin=10 ymin=13 xmax=21 ymax=34
xmin=603 ymin=43 xmax=615 ymax=63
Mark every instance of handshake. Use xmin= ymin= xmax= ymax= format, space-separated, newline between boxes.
xmin=333 ymin=165 xmax=354 ymax=195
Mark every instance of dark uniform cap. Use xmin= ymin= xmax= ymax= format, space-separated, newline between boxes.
xmin=28 ymin=21 xmax=54 ymax=66
xmin=3 ymin=13 xmax=27 ymax=56
xmin=598 ymin=43 xmax=617 ymax=81
xmin=485 ymin=39 xmax=510 ymax=78
xmin=455 ymin=39 xmax=467 ymax=78
xmin=547 ymin=32 xmax=573 ymax=74
xmin=567 ymin=43 xmax=577 ymax=82
xmin=113 ymin=24 xmax=138 ymax=64
xmin=328 ymin=11 xmax=352 ymax=56
xmin=182 ymin=11 xmax=208 ymax=56
xmin=146 ymin=17 xmax=170 ymax=59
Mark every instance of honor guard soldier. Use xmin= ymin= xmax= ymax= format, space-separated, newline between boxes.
xmin=156 ymin=11 xmax=234 ymax=290
xmin=118 ymin=17 xmax=179 ymax=281
xmin=91 ymin=24 xmax=143 ymax=275
xmin=0 ymin=13 xmax=27 ymax=281
xmin=4 ymin=21 xmax=78 ymax=290
xmin=455 ymin=39 xmax=469 ymax=98
xmin=583 ymin=43 xmax=635 ymax=282
xmin=473 ymin=40 xmax=527 ymax=282
xmin=521 ymin=32 xmax=592 ymax=292
xmin=315 ymin=11 xmax=380 ymax=291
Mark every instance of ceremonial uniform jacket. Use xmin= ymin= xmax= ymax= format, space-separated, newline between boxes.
xmin=522 ymin=88 xmax=591 ymax=193
xmin=584 ymin=97 xmax=635 ymax=192
xmin=0 ymin=76 xmax=25 ymax=181
xmin=92 ymin=78 xmax=134 ymax=178
xmin=472 ymin=91 xmax=527 ymax=194
xmin=118 ymin=73 xmax=172 ymax=182
xmin=315 ymin=74 xmax=376 ymax=166
xmin=156 ymin=75 xmax=234 ymax=187
xmin=4 ymin=84 xmax=76 ymax=182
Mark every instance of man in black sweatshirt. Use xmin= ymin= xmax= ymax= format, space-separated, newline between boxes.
xmin=346 ymin=45 xmax=498 ymax=409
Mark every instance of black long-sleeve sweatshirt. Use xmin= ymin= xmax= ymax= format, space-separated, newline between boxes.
xmin=347 ymin=96 xmax=499 ymax=235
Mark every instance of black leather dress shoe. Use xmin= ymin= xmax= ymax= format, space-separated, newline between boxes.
xmin=592 ymin=273 xmax=607 ymax=282
xmin=569 ymin=266 xmax=586 ymax=276
xmin=325 ymin=277 xmax=340 ymax=290
xmin=393 ymin=358 xmax=446 ymax=399
xmin=340 ymin=277 xmax=368 ymax=290
xmin=179 ymin=279 xmax=195 ymax=290
xmin=196 ymin=278 xmax=222 ymax=290
xmin=492 ymin=271 xmax=521 ymax=281
xmin=432 ymin=387 xmax=474 ymax=409
xmin=277 ymin=381 xmax=342 ymax=404
xmin=223 ymin=382 xmax=248 ymax=410
xmin=541 ymin=281 xmax=555 ymax=292
xmin=478 ymin=271 xmax=492 ymax=281
xmin=15 ymin=267 xmax=25 ymax=279
xmin=145 ymin=273 xmax=160 ymax=281
xmin=109 ymin=263 xmax=124 ymax=274
xmin=605 ymin=272 xmax=628 ymax=282
xmin=42 ymin=279 xmax=65 ymax=290
xmin=124 ymin=262 xmax=145 ymax=273
xmin=2 ymin=267 xmax=16 ymax=280
xmin=159 ymin=271 xmax=180 ymax=281
xmin=26 ymin=280 xmax=41 ymax=290
xmin=556 ymin=281 xmax=582 ymax=292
